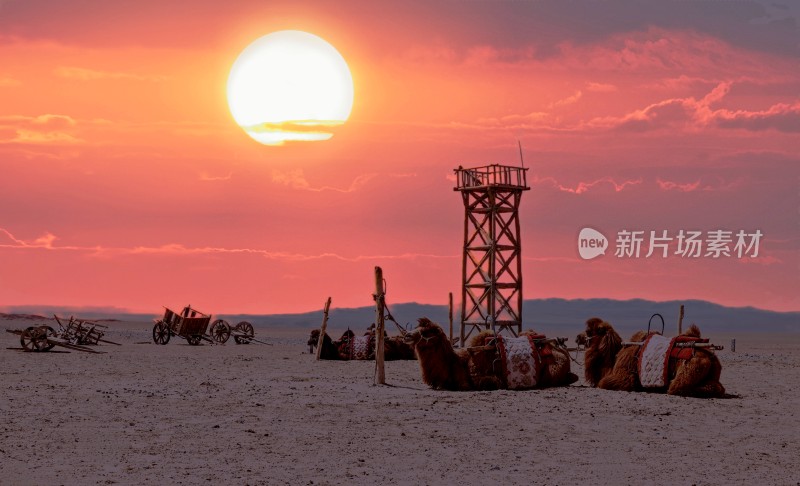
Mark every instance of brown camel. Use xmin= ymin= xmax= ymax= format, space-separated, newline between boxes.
xmin=583 ymin=317 xmax=725 ymax=398
xmin=365 ymin=324 xmax=416 ymax=360
xmin=404 ymin=317 xmax=578 ymax=391
xmin=307 ymin=329 xmax=350 ymax=360
xmin=308 ymin=328 xmax=416 ymax=360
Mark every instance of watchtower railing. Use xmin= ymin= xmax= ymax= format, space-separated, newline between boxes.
xmin=454 ymin=164 xmax=529 ymax=191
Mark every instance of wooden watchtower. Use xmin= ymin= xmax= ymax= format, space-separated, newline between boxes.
xmin=454 ymin=164 xmax=530 ymax=345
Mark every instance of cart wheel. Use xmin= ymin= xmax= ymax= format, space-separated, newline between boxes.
xmin=19 ymin=326 xmax=51 ymax=352
xmin=186 ymin=334 xmax=202 ymax=346
xmin=153 ymin=321 xmax=170 ymax=345
xmin=20 ymin=327 xmax=38 ymax=352
xmin=233 ymin=321 xmax=254 ymax=344
xmin=39 ymin=326 xmax=57 ymax=351
xmin=209 ymin=319 xmax=231 ymax=344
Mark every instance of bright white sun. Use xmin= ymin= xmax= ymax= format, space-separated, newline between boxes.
xmin=227 ymin=30 xmax=354 ymax=146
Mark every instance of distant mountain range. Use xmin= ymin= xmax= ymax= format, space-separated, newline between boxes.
xmin=4 ymin=298 xmax=796 ymax=334
xmin=220 ymin=298 xmax=798 ymax=335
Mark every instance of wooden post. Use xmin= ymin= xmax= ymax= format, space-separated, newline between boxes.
xmin=731 ymin=339 xmax=736 ymax=352
xmin=678 ymin=304 xmax=685 ymax=335
xmin=374 ymin=266 xmax=386 ymax=385
xmin=315 ymin=297 xmax=332 ymax=361
xmin=448 ymin=292 xmax=453 ymax=343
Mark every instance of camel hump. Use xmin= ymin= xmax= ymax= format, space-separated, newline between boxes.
xmin=586 ymin=317 xmax=604 ymax=326
xmin=468 ymin=329 xmax=495 ymax=347
xmin=682 ymin=324 xmax=702 ymax=338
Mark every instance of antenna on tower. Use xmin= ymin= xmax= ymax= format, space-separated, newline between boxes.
xmin=517 ymin=140 xmax=525 ymax=169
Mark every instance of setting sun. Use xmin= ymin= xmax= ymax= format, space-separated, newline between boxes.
xmin=226 ymin=30 xmax=354 ymax=146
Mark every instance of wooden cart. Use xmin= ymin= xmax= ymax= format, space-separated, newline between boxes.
xmin=53 ymin=315 xmax=120 ymax=346
xmin=208 ymin=320 xmax=259 ymax=344
xmin=6 ymin=326 xmax=104 ymax=354
xmin=152 ymin=305 xmax=213 ymax=346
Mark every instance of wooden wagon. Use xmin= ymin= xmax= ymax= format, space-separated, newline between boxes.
xmin=53 ymin=315 xmax=119 ymax=346
xmin=152 ymin=305 xmax=214 ymax=346
xmin=208 ymin=319 xmax=258 ymax=344
xmin=6 ymin=325 xmax=104 ymax=353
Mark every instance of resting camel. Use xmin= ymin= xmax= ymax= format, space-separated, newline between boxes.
xmin=583 ymin=317 xmax=725 ymax=398
xmin=307 ymin=329 xmax=350 ymax=360
xmin=364 ymin=323 xmax=416 ymax=360
xmin=307 ymin=328 xmax=416 ymax=360
xmin=404 ymin=318 xmax=578 ymax=391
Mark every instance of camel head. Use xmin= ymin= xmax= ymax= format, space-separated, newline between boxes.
xmin=584 ymin=317 xmax=620 ymax=347
xmin=583 ymin=317 xmax=623 ymax=387
xmin=404 ymin=317 xmax=446 ymax=350
xmin=307 ymin=329 xmax=321 ymax=353
xmin=339 ymin=329 xmax=355 ymax=344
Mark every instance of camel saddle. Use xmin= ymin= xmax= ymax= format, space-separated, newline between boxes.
xmin=670 ymin=335 xmax=709 ymax=360
xmin=637 ymin=333 xmax=709 ymax=388
xmin=487 ymin=334 xmax=551 ymax=390
xmin=484 ymin=335 xmax=553 ymax=357
xmin=348 ymin=334 xmax=374 ymax=360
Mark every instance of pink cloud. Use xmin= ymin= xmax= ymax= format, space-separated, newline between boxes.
xmin=736 ymin=255 xmax=782 ymax=266
xmin=713 ymin=101 xmax=800 ymax=132
xmin=585 ymin=82 xmax=617 ymax=93
xmin=656 ymin=177 xmax=743 ymax=192
xmin=532 ymin=175 xmax=643 ymax=194
xmin=590 ymin=82 xmax=800 ymax=133
xmin=0 ymin=227 xmax=457 ymax=263
xmin=55 ymin=66 xmax=167 ymax=82
xmin=120 ymin=246 xmax=457 ymax=263
xmin=549 ymin=90 xmax=583 ymax=108
xmin=271 ymin=169 xmax=377 ymax=193
xmin=0 ymin=227 xmax=74 ymax=250
xmin=475 ymin=112 xmax=549 ymax=128
xmin=0 ymin=114 xmax=83 ymax=145
xmin=656 ymin=179 xmax=701 ymax=192
xmin=198 ymin=172 xmax=232 ymax=182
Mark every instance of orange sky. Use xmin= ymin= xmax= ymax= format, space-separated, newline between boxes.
xmin=1 ymin=0 xmax=798 ymax=315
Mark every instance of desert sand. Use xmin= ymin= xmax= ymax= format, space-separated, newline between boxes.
xmin=1 ymin=318 xmax=798 ymax=485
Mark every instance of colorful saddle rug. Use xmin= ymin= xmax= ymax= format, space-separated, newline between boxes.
xmin=350 ymin=335 xmax=373 ymax=360
xmin=495 ymin=335 xmax=541 ymax=390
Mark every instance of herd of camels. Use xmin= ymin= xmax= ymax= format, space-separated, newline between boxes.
xmin=308 ymin=316 xmax=726 ymax=398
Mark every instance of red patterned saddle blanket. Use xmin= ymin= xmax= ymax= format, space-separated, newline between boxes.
xmin=489 ymin=335 xmax=546 ymax=390
xmin=348 ymin=334 xmax=373 ymax=360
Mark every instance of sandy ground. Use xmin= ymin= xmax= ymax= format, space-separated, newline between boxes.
xmin=1 ymin=319 xmax=798 ymax=485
